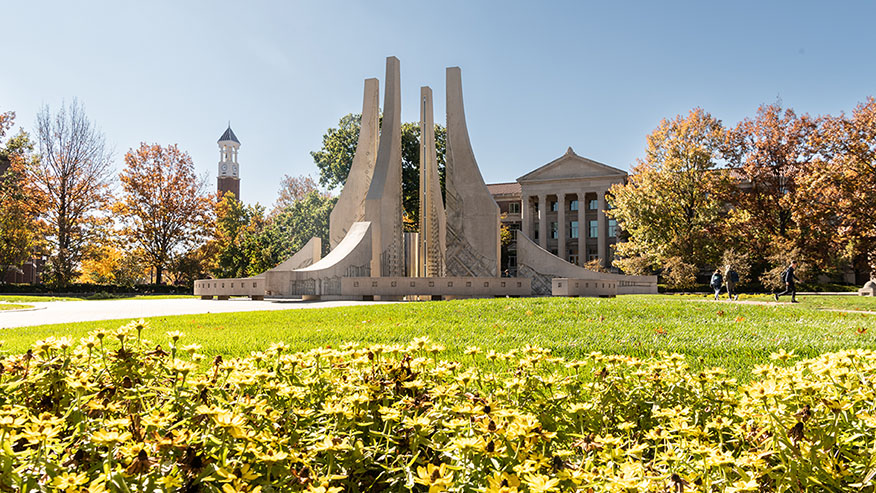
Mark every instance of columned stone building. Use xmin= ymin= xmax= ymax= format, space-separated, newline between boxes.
xmin=489 ymin=147 xmax=626 ymax=272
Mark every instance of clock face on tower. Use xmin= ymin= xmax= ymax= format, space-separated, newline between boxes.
xmin=232 ymin=165 xmax=238 ymax=175
xmin=222 ymin=164 xmax=227 ymax=172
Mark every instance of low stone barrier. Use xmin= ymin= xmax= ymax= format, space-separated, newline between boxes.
xmin=194 ymin=277 xmax=265 ymax=300
xmin=552 ymin=278 xmax=617 ymax=297
xmin=341 ymin=277 xmax=530 ymax=299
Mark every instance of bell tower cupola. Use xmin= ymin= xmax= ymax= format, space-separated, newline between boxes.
xmin=217 ymin=125 xmax=241 ymax=200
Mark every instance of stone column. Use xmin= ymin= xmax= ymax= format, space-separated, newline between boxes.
xmin=521 ymin=194 xmax=533 ymax=239
xmin=557 ymin=192 xmax=566 ymax=261
xmin=577 ymin=191 xmax=586 ymax=265
xmin=598 ymin=190 xmax=608 ymax=269
xmin=538 ymin=194 xmax=547 ymax=250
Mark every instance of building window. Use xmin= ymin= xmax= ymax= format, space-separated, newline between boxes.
xmin=570 ymin=221 xmax=579 ymax=239
xmin=550 ymin=248 xmax=558 ymax=255
xmin=551 ymin=201 xmax=558 ymax=212
xmin=534 ymin=228 xmax=539 ymax=240
xmin=589 ymin=220 xmax=598 ymax=238
xmin=550 ymin=222 xmax=558 ymax=239
xmin=608 ymin=219 xmax=618 ymax=238
xmin=589 ymin=199 xmax=598 ymax=210
xmin=569 ymin=253 xmax=579 ymax=265
xmin=509 ymin=202 xmax=520 ymax=214
xmin=508 ymin=255 xmax=517 ymax=267
xmin=570 ymin=200 xmax=578 ymax=211
xmin=588 ymin=253 xmax=599 ymax=262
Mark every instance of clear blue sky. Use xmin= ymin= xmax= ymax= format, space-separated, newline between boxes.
xmin=3 ymin=1 xmax=875 ymax=205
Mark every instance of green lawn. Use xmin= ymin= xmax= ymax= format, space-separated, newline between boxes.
xmin=674 ymin=292 xmax=876 ymax=311
xmin=1 ymin=295 xmax=873 ymax=381
xmin=0 ymin=303 xmax=30 ymax=311
xmin=0 ymin=295 xmax=83 ymax=302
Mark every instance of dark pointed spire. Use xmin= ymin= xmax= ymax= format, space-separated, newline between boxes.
xmin=218 ymin=125 xmax=240 ymax=144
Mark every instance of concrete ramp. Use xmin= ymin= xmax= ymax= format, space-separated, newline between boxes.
xmin=277 ymin=221 xmax=373 ymax=299
xmin=515 ymin=231 xmax=656 ymax=295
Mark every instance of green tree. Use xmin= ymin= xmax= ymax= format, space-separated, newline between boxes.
xmin=258 ymin=192 xmax=337 ymax=271
xmin=311 ymin=113 xmax=446 ymax=228
xmin=211 ymin=193 xmax=267 ymax=279
xmin=608 ymin=108 xmax=730 ymax=271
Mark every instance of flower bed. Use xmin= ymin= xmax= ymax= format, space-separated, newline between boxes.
xmin=1 ymin=321 xmax=875 ymax=492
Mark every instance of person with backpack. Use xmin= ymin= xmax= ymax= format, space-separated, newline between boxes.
xmin=774 ymin=260 xmax=799 ymax=303
xmin=725 ymin=266 xmax=740 ymax=301
xmin=710 ymin=269 xmax=724 ymax=301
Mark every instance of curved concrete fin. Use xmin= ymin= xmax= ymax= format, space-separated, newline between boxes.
xmin=266 ymin=222 xmax=373 ymax=298
xmin=444 ymin=66 xmax=500 ymax=277
xmin=295 ymin=222 xmax=371 ymax=272
xmin=267 ymin=236 xmax=321 ymax=272
xmin=364 ymin=56 xmax=404 ymax=277
xmin=329 ymin=78 xmax=380 ymax=249
xmin=515 ymin=231 xmax=656 ymax=295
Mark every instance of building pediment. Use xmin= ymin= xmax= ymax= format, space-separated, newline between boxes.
xmin=517 ymin=147 xmax=626 ymax=183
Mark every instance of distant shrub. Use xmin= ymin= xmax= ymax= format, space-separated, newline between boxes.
xmin=662 ymin=256 xmax=699 ymax=290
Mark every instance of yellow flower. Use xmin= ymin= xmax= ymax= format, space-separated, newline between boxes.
xmin=726 ymin=478 xmax=760 ymax=492
xmin=486 ymin=471 xmax=521 ymax=493
xmin=414 ymin=463 xmax=454 ymax=492
xmin=51 ymin=471 xmax=89 ymax=492
xmin=91 ymin=429 xmax=132 ymax=445
xmin=524 ymin=473 xmax=560 ymax=493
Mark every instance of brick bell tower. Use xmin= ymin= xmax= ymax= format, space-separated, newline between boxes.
xmin=217 ymin=125 xmax=241 ymax=200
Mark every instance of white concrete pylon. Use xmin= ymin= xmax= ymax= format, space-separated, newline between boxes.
xmin=418 ymin=86 xmax=446 ymax=277
xmin=363 ymin=56 xmax=404 ymax=277
xmin=444 ymin=67 xmax=501 ymax=277
xmin=329 ymin=78 xmax=380 ymax=249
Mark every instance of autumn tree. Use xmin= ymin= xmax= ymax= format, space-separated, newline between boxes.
xmin=272 ymin=174 xmax=324 ymax=215
xmin=31 ymin=100 xmax=114 ymax=287
xmin=0 ymin=111 xmax=43 ymax=282
xmin=723 ymin=103 xmax=820 ymax=267
xmin=78 ymin=243 xmax=148 ymax=286
xmin=798 ymin=97 xmax=876 ymax=281
xmin=608 ymin=108 xmax=730 ymax=274
xmin=115 ymin=143 xmax=211 ymax=285
xmin=311 ymin=113 xmax=446 ymax=227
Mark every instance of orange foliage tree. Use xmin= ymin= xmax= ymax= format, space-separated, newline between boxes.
xmin=115 ymin=143 xmax=212 ymax=284
xmin=723 ymin=103 xmax=819 ymax=266
xmin=608 ymin=108 xmax=731 ymax=273
xmin=0 ymin=111 xmax=44 ymax=281
xmin=798 ymin=98 xmax=876 ymax=280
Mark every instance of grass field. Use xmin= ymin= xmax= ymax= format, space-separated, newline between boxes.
xmin=675 ymin=292 xmax=876 ymax=311
xmin=0 ymin=294 xmax=196 ymax=302
xmin=2 ymin=295 xmax=873 ymax=381
xmin=0 ymin=303 xmax=30 ymax=311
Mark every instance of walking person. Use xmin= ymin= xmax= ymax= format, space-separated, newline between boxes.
xmin=725 ymin=266 xmax=739 ymax=301
xmin=710 ymin=269 xmax=724 ymax=301
xmin=774 ymin=260 xmax=800 ymax=303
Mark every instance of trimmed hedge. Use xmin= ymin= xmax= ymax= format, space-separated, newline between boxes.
xmin=0 ymin=283 xmax=191 ymax=296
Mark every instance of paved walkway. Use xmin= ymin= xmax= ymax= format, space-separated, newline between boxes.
xmin=0 ymin=298 xmax=391 ymax=329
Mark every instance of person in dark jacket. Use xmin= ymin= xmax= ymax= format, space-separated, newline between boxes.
xmin=710 ymin=269 xmax=723 ymax=301
xmin=725 ymin=266 xmax=740 ymax=301
xmin=774 ymin=260 xmax=799 ymax=303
